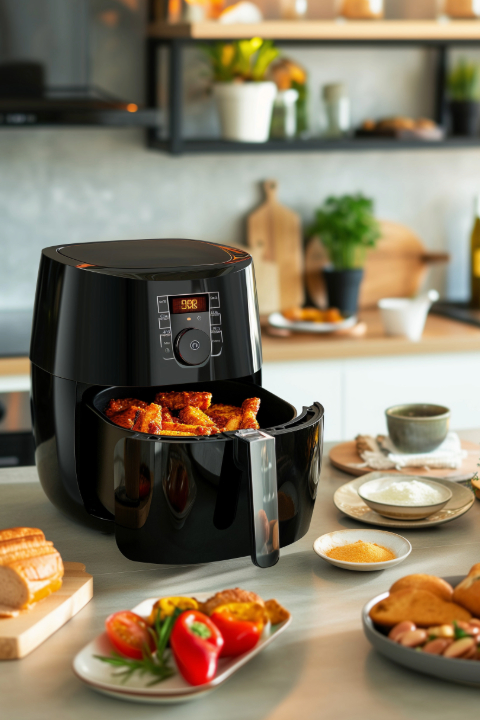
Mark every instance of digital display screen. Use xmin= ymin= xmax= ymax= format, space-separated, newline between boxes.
xmin=171 ymin=295 xmax=208 ymax=314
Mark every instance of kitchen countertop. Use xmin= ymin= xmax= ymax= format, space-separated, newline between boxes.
xmin=1 ymin=430 xmax=479 ymax=720
xmin=262 ymin=309 xmax=480 ymax=362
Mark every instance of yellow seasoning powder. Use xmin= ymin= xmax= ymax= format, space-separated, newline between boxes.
xmin=326 ymin=540 xmax=396 ymax=563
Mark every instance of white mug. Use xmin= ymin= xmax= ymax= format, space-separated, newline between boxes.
xmin=378 ymin=290 xmax=439 ymax=342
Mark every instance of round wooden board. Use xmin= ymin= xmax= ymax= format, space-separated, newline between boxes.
xmin=329 ymin=440 xmax=479 ymax=482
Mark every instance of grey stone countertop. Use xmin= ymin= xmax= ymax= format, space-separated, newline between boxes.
xmin=1 ymin=432 xmax=479 ymax=720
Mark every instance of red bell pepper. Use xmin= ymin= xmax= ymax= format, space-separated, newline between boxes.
xmin=211 ymin=610 xmax=262 ymax=657
xmin=170 ymin=610 xmax=224 ymax=686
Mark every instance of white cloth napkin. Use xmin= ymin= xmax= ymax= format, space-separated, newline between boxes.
xmin=357 ymin=432 xmax=467 ymax=471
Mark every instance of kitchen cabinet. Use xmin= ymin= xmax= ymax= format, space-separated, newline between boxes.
xmin=264 ymin=351 xmax=480 ymax=441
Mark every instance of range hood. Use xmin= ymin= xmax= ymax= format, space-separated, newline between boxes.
xmin=0 ymin=0 xmax=159 ymax=127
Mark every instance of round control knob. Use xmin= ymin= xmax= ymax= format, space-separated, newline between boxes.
xmin=174 ymin=328 xmax=211 ymax=366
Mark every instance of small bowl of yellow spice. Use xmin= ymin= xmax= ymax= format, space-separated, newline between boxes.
xmin=313 ymin=529 xmax=411 ymax=572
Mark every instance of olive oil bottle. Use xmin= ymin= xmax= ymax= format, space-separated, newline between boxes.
xmin=471 ymin=195 xmax=480 ymax=308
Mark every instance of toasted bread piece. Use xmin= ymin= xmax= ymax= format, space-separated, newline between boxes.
xmin=205 ymin=404 xmax=243 ymax=431
xmin=389 ymin=574 xmax=454 ymax=602
xmin=453 ymin=564 xmax=480 ymax=616
xmin=105 ymin=398 xmax=148 ymax=417
xmin=369 ymin=588 xmax=471 ymax=628
xmin=203 ymin=588 xmax=264 ymax=616
xmin=264 ymin=599 xmax=290 ymax=625
xmin=162 ymin=422 xmax=213 ymax=436
xmin=0 ymin=528 xmax=64 ymax=610
xmin=132 ymin=403 xmax=163 ymax=435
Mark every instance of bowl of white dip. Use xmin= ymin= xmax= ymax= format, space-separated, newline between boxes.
xmin=357 ymin=475 xmax=453 ymax=520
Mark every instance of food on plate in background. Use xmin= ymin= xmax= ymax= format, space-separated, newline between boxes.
xmin=104 ymin=391 xmax=261 ymax=437
xmin=95 ymin=587 xmax=291 ymax=686
xmin=326 ymin=540 xmax=395 ymax=564
xmin=282 ymin=307 xmax=343 ymax=323
xmin=0 ymin=527 xmax=64 ymax=617
xmin=358 ymin=117 xmax=443 ymax=140
xmin=369 ymin=566 xmax=480 ymax=661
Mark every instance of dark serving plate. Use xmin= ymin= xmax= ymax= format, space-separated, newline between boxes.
xmin=362 ymin=576 xmax=480 ymax=687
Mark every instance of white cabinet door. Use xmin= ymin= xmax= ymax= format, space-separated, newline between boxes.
xmin=343 ymin=352 xmax=480 ymax=440
xmin=262 ymin=361 xmax=342 ymax=441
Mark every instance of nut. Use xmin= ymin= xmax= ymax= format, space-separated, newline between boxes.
xmin=422 ymin=638 xmax=453 ymax=655
xmin=388 ymin=621 xmax=416 ymax=642
xmin=399 ymin=629 xmax=428 ymax=648
xmin=443 ymin=637 xmax=476 ymax=659
xmin=426 ymin=625 xmax=455 ymax=639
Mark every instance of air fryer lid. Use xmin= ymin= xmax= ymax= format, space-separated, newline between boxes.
xmin=58 ymin=238 xmax=235 ymax=270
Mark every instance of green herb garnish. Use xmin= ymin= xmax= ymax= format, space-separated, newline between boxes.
xmin=94 ymin=607 xmax=182 ymax=686
xmin=453 ymin=620 xmax=471 ymax=641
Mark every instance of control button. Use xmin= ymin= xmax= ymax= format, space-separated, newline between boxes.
xmin=211 ymin=327 xmax=222 ymax=341
xmin=175 ymin=328 xmax=210 ymax=366
xmin=211 ymin=339 xmax=222 ymax=357
xmin=210 ymin=311 xmax=221 ymax=325
xmin=209 ymin=292 xmax=220 ymax=309
xmin=157 ymin=296 xmax=168 ymax=313
xmin=160 ymin=331 xmax=172 ymax=347
xmin=197 ymin=315 xmax=202 ymax=321
xmin=158 ymin=314 xmax=171 ymax=329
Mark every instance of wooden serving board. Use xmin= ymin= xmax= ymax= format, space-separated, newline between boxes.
xmin=0 ymin=561 xmax=93 ymax=660
xmin=247 ymin=180 xmax=304 ymax=315
xmin=329 ymin=440 xmax=479 ymax=482
xmin=305 ymin=220 xmax=449 ymax=310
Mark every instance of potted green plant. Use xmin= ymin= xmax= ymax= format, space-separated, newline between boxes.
xmin=204 ymin=38 xmax=279 ymax=142
xmin=447 ymin=58 xmax=480 ymax=136
xmin=307 ymin=194 xmax=380 ymax=316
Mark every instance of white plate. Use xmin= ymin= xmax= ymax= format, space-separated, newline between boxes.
xmin=363 ymin=576 xmax=480 ymax=687
xmin=73 ymin=593 xmax=291 ymax=704
xmin=268 ymin=312 xmax=356 ymax=334
xmin=334 ymin=472 xmax=475 ymax=529
xmin=313 ymin=529 xmax=411 ymax=572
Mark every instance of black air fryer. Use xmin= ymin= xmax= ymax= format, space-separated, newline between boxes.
xmin=30 ymin=239 xmax=324 ymax=568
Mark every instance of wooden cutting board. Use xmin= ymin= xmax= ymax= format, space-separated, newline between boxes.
xmin=0 ymin=561 xmax=93 ymax=660
xmin=305 ymin=220 xmax=449 ymax=309
xmin=329 ymin=440 xmax=479 ymax=482
xmin=247 ymin=180 xmax=304 ymax=314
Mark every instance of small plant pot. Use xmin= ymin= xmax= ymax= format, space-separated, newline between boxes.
xmin=213 ymin=82 xmax=277 ymax=142
xmin=449 ymin=100 xmax=480 ymax=137
xmin=324 ymin=268 xmax=364 ymax=317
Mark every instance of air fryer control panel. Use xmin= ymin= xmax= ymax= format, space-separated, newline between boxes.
xmin=157 ymin=292 xmax=222 ymax=366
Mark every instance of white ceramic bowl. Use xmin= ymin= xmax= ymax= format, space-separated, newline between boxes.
xmin=357 ymin=476 xmax=452 ymax=520
xmin=313 ymin=529 xmax=411 ymax=572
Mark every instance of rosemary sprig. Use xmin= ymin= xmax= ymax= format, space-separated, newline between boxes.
xmin=94 ymin=607 xmax=182 ymax=686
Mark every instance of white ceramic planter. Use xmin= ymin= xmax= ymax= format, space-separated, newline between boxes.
xmin=213 ymin=82 xmax=277 ymax=142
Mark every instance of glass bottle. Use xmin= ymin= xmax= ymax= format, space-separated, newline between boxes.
xmin=270 ymin=89 xmax=299 ymax=139
xmin=322 ymin=83 xmax=351 ymax=138
xmin=470 ymin=195 xmax=480 ymax=308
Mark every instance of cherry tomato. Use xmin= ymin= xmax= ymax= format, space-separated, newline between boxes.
xmin=105 ymin=611 xmax=154 ymax=660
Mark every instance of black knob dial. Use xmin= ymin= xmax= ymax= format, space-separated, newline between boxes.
xmin=174 ymin=328 xmax=211 ymax=366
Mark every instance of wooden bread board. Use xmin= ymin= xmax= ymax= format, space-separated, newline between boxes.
xmin=247 ymin=180 xmax=304 ymax=314
xmin=329 ymin=440 xmax=479 ymax=482
xmin=305 ymin=220 xmax=449 ymax=310
xmin=0 ymin=561 xmax=93 ymax=660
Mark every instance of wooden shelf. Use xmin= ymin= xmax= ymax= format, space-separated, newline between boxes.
xmin=148 ymin=19 xmax=480 ymax=42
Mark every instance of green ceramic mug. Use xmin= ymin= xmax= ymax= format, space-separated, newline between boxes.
xmin=385 ymin=404 xmax=450 ymax=454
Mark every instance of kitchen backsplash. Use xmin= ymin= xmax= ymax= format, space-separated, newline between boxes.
xmin=1 ymin=44 xmax=479 ymax=310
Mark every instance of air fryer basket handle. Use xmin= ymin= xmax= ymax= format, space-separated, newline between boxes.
xmin=235 ymin=430 xmax=279 ymax=569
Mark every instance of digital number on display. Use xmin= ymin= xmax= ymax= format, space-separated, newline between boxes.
xmin=171 ymin=295 xmax=208 ymax=314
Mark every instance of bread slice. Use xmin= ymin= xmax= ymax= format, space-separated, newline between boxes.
xmin=0 ymin=528 xmax=64 ymax=610
xmin=370 ymin=588 xmax=471 ymax=628
xmin=453 ymin=563 xmax=480 ymax=617
xmin=389 ymin=574 xmax=454 ymax=602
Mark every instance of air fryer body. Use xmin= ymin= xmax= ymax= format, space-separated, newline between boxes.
xmin=30 ymin=239 xmax=324 ymax=565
